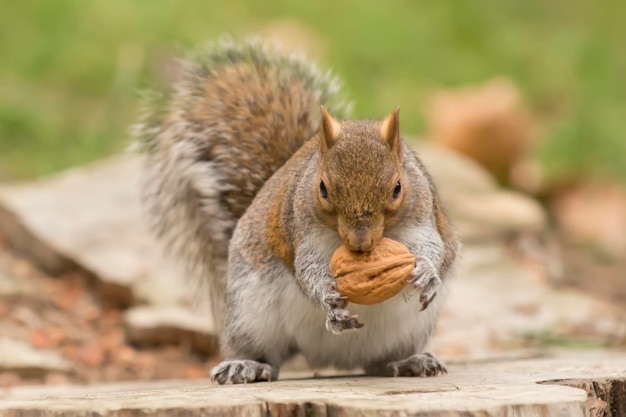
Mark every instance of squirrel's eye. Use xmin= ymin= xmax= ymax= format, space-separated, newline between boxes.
xmin=392 ymin=181 xmax=401 ymax=200
xmin=320 ymin=180 xmax=329 ymax=200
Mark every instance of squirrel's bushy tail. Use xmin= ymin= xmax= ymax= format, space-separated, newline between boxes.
xmin=133 ymin=37 xmax=351 ymax=326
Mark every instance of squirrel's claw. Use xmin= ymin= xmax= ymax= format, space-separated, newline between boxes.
xmin=410 ymin=258 xmax=442 ymax=311
xmin=326 ymin=308 xmax=364 ymax=334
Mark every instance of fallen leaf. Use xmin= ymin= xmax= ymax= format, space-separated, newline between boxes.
xmin=184 ymin=365 xmax=206 ymax=379
xmin=29 ymin=329 xmax=53 ymax=349
xmin=76 ymin=342 xmax=105 ymax=367
xmin=114 ymin=346 xmax=136 ymax=365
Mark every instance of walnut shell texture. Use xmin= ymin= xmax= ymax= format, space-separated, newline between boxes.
xmin=330 ymin=238 xmax=416 ymax=305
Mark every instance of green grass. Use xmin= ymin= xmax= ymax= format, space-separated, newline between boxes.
xmin=1 ymin=0 xmax=624 ymax=182
xmin=521 ymin=330 xmax=611 ymax=350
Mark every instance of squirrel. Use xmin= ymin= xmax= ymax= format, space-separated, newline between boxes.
xmin=134 ymin=37 xmax=459 ymax=384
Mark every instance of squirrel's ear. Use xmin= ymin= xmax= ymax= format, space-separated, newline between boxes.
xmin=380 ymin=107 xmax=402 ymax=158
xmin=320 ymin=105 xmax=341 ymax=153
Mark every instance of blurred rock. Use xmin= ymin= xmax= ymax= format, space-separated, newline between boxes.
xmin=550 ymin=182 xmax=626 ymax=259
xmin=425 ymin=77 xmax=537 ymax=185
xmin=450 ymin=191 xmax=546 ymax=239
xmin=124 ymin=306 xmax=217 ymax=356
xmin=415 ymin=142 xmax=498 ymax=194
xmin=432 ymin=243 xmax=624 ymax=359
xmin=0 ymin=155 xmax=189 ymax=308
xmin=414 ymin=143 xmax=548 ymax=243
xmin=0 ymin=338 xmax=71 ymax=378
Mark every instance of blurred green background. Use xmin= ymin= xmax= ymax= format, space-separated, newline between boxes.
xmin=1 ymin=0 xmax=624 ymax=182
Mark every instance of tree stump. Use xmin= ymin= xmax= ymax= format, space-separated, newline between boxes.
xmin=0 ymin=351 xmax=624 ymax=416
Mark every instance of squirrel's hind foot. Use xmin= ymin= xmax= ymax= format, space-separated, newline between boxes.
xmin=389 ymin=352 xmax=447 ymax=377
xmin=210 ymin=359 xmax=275 ymax=384
xmin=365 ymin=352 xmax=447 ymax=378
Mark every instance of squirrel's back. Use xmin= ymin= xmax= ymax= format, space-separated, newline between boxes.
xmin=133 ymin=38 xmax=351 ymax=322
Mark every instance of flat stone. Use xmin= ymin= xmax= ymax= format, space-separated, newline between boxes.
xmin=413 ymin=142 xmax=498 ymax=194
xmin=448 ymin=190 xmax=546 ymax=239
xmin=0 ymin=338 xmax=71 ymax=378
xmin=124 ymin=306 xmax=218 ymax=356
xmin=0 ymin=155 xmax=189 ymax=307
xmin=432 ymin=243 xmax=623 ymax=359
xmin=0 ymin=352 xmax=624 ymax=416
xmin=414 ymin=143 xmax=548 ymax=242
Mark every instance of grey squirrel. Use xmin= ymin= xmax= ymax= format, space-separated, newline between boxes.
xmin=134 ymin=38 xmax=459 ymax=384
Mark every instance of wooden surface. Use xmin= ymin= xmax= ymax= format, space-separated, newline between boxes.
xmin=0 ymin=351 xmax=624 ymax=416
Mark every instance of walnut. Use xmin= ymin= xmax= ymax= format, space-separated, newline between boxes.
xmin=329 ymin=238 xmax=416 ymax=305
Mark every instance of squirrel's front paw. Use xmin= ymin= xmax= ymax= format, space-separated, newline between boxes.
xmin=411 ymin=258 xmax=442 ymax=311
xmin=324 ymin=290 xmax=348 ymax=310
xmin=326 ymin=308 xmax=364 ymax=334
xmin=323 ymin=288 xmax=363 ymax=334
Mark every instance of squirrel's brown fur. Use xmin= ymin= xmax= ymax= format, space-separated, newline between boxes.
xmin=134 ymin=38 xmax=351 ymax=321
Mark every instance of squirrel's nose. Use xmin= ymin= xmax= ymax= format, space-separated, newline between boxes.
xmin=346 ymin=231 xmax=374 ymax=252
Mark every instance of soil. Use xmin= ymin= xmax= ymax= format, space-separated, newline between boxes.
xmin=0 ymin=234 xmax=219 ymax=389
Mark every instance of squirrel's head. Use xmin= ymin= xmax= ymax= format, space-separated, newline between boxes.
xmin=314 ymin=106 xmax=406 ymax=253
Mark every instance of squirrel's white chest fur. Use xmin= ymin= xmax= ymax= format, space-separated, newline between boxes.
xmin=287 ymin=225 xmax=445 ymax=369
xmin=281 ymin=277 xmax=445 ymax=369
